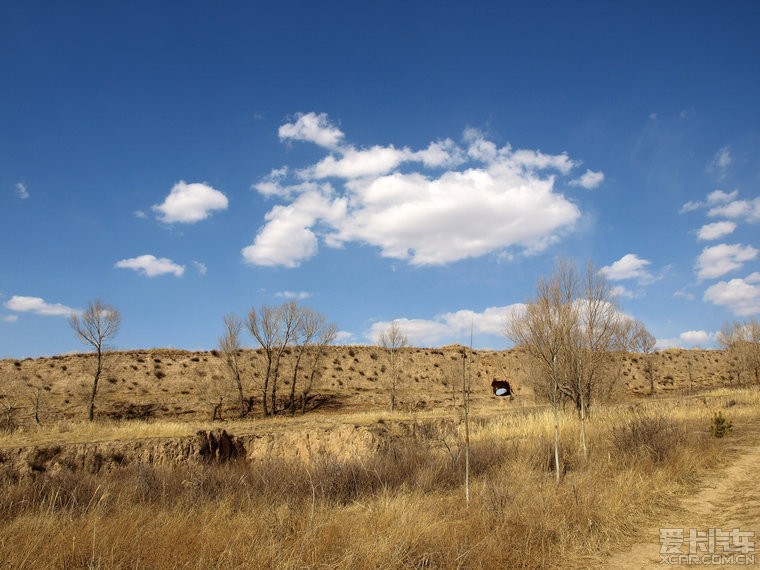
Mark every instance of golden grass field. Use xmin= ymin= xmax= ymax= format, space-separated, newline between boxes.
xmin=0 ymin=346 xmax=757 ymax=568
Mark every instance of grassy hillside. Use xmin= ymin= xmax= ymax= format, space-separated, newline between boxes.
xmin=0 ymin=345 xmax=739 ymax=430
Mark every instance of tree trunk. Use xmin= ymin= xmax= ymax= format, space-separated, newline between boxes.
xmin=579 ymin=394 xmax=588 ymax=460
xmin=88 ymin=349 xmax=103 ymax=421
xmin=289 ymin=348 xmax=305 ymax=413
xmin=553 ymin=405 xmax=561 ymax=483
xmin=235 ymin=371 xmax=246 ymax=418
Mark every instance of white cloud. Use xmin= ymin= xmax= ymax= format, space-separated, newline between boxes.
xmin=245 ymin=115 xmax=590 ymax=267
xmin=695 ymin=243 xmax=758 ymax=279
xmin=275 ymin=291 xmax=312 ymax=300
xmin=14 ymin=182 xmax=29 ymax=199
xmin=679 ymin=189 xmax=738 ymax=214
xmin=708 ymin=197 xmax=760 ymax=223
xmin=279 ymin=112 xmax=345 ymax=150
xmin=4 ymin=295 xmax=76 ymax=317
xmin=192 ymin=261 xmax=207 ymax=276
xmin=2 ymin=314 xmax=18 ymax=322
xmin=115 ymin=254 xmax=185 ymax=277
xmin=707 ymin=189 xmax=738 ymax=204
xmin=656 ymin=330 xmax=716 ymax=350
xmin=697 ymin=221 xmax=737 ymax=241
xmin=365 ymin=305 xmax=525 ymax=346
xmin=134 ymin=210 xmax=148 ymax=219
xmin=610 ymin=285 xmax=638 ymax=298
xmin=673 ymin=289 xmax=695 ymax=301
xmin=569 ymin=169 xmax=604 ymax=189
xmin=242 ymin=187 xmax=346 ymax=267
xmin=679 ymin=330 xmax=712 ymax=346
xmin=335 ymin=330 xmax=354 ymax=344
xmin=152 ymin=181 xmax=228 ymax=224
xmin=679 ymin=200 xmax=702 ymax=214
xmin=709 ymin=146 xmax=733 ymax=173
xmin=703 ymin=272 xmax=760 ymax=316
xmin=600 ymin=254 xmax=653 ymax=282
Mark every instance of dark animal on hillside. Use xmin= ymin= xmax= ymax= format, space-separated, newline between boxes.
xmin=491 ymin=379 xmax=512 ymax=397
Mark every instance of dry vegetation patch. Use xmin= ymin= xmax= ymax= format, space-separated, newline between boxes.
xmin=0 ymin=385 xmax=754 ymax=569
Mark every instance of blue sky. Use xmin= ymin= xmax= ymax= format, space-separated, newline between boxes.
xmin=2 ymin=1 xmax=759 ymax=358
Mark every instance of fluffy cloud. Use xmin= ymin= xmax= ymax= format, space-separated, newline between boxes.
xmin=569 ymin=169 xmax=604 ymax=189
xmin=679 ymin=330 xmax=712 ymax=346
xmin=152 ymin=181 xmax=228 ymax=224
xmin=244 ymin=115 xmax=593 ymax=267
xmin=278 ymin=112 xmax=345 ymax=149
xmin=366 ymin=305 xmax=525 ymax=346
xmin=600 ymin=254 xmax=653 ymax=282
xmin=697 ymin=221 xmax=737 ymax=241
xmin=656 ymin=329 xmax=716 ymax=350
xmin=4 ymin=295 xmax=75 ymax=317
xmin=115 ymin=255 xmax=185 ymax=277
xmin=2 ymin=314 xmax=18 ymax=322
xmin=703 ymin=272 xmax=760 ymax=316
xmin=695 ymin=243 xmax=758 ymax=279
xmin=708 ymin=197 xmax=760 ymax=223
xmin=242 ymin=188 xmax=346 ymax=267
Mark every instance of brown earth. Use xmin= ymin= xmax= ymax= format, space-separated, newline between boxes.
xmin=0 ymin=345 xmax=740 ymax=428
xmin=601 ymin=432 xmax=760 ymax=569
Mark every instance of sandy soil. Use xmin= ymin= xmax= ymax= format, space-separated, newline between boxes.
xmin=601 ymin=441 xmax=760 ymax=569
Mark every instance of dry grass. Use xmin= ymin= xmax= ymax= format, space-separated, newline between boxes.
xmin=1 ymin=386 xmax=755 ymax=569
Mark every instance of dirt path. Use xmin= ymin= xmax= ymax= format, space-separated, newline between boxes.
xmin=601 ymin=443 xmax=760 ymax=569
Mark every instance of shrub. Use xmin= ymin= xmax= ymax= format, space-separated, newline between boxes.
xmin=611 ymin=413 xmax=683 ymax=463
xmin=711 ymin=412 xmax=733 ymax=438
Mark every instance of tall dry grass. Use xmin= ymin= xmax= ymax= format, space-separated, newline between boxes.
xmin=0 ymin=387 xmax=755 ymax=569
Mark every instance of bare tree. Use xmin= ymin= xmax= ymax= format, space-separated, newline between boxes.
xmin=247 ymin=301 xmax=301 ymax=416
xmin=566 ymin=262 xmax=633 ymax=457
xmin=288 ymin=308 xmax=337 ymax=412
xmin=506 ymin=260 xmax=575 ymax=481
xmin=630 ymin=320 xmax=657 ymax=394
xmin=69 ymin=299 xmax=121 ymax=421
xmin=718 ymin=319 xmax=760 ymax=385
xmin=507 ymin=259 xmax=639 ymax=471
xmin=218 ymin=313 xmax=249 ymax=417
xmin=379 ymin=320 xmax=408 ymax=412
xmin=300 ymin=322 xmax=338 ymax=414
xmin=194 ymin=367 xmax=231 ymax=421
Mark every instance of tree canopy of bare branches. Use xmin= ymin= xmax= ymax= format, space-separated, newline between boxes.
xmin=506 ymin=259 xmax=647 ymax=470
xmin=718 ymin=318 xmax=760 ymax=384
xmin=69 ymin=299 xmax=121 ymax=421
xmin=379 ymin=320 xmax=408 ymax=412
xmin=218 ymin=313 xmax=249 ymax=417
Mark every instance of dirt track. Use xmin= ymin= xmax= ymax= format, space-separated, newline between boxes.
xmin=602 ymin=441 xmax=760 ymax=569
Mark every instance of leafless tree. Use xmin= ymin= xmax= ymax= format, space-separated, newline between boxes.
xmin=299 ymin=322 xmax=338 ymax=414
xmin=69 ymin=299 xmax=121 ymax=421
xmin=630 ymin=320 xmax=657 ymax=394
xmin=718 ymin=319 xmax=760 ymax=385
xmin=379 ymin=320 xmax=408 ymax=412
xmin=247 ymin=301 xmax=301 ymax=415
xmin=194 ymin=367 xmax=231 ymax=421
xmin=507 ymin=259 xmax=641 ymax=470
xmin=218 ymin=313 xmax=249 ymax=417
xmin=288 ymin=308 xmax=338 ymax=413
xmin=506 ymin=260 xmax=575 ymax=481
